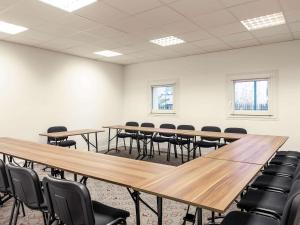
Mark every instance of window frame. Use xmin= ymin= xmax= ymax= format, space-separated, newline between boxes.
xmin=150 ymin=80 xmax=177 ymax=115
xmin=227 ymin=71 xmax=277 ymax=118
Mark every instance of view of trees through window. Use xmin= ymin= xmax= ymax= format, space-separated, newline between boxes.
xmin=152 ymin=85 xmax=174 ymax=111
xmin=234 ymin=79 xmax=269 ymax=111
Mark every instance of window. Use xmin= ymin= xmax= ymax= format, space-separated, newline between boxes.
xmin=228 ymin=71 xmax=277 ymax=117
xmin=151 ymin=84 xmax=175 ymax=114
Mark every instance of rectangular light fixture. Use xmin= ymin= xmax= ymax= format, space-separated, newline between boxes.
xmin=39 ymin=0 xmax=97 ymax=12
xmin=150 ymin=36 xmax=185 ymax=47
xmin=241 ymin=12 xmax=285 ymax=31
xmin=0 ymin=21 xmax=28 ymax=34
xmin=94 ymin=50 xmax=122 ymax=57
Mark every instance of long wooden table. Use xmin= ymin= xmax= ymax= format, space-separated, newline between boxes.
xmin=0 ymin=126 xmax=289 ymax=225
xmin=39 ymin=129 xmax=104 ymax=152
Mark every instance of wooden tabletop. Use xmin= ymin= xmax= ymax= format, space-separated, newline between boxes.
xmin=0 ymin=137 xmax=174 ymax=188
xmin=204 ymin=134 xmax=289 ymax=165
xmin=137 ymin=157 xmax=262 ymax=212
xmin=39 ymin=129 xmax=105 ymax=138
xmin=103 ymin=125 xmax=245 ymax=139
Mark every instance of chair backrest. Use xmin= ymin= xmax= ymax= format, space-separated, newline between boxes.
xmin=43 ymin=176 xmax=95 ymax=225
xmin=201 ymin=126 xmax=221 ymax=142
xmin=140 ymin=122 xmax=155 ymax=135
xmin=47 ymin=126 xmax=68 ymax=142
xmin=6 ymin=163 xmax=44 ymax=209
xmin=125 ymin=121 xmax=139 ymax=133
xmin=177 ymin=125 xmax=195 ymax=139
xmin=281 ymin=180 xmax=300 ymax=225
xmin=159 ymin=123 xmax=176 ymax=137
xmin=224 ymin=127 xmax=247 ymax=143
xmin=0 ymin=159 xmax=9 ymax=193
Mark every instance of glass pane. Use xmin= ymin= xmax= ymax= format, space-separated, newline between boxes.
xmin=152 ymin=85 xmax=174 ymax=111
xmin=234 ymin=80 xmax=269 ymax=111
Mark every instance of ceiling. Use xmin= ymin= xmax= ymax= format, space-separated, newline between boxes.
xmin=0 ymin=0 xmax=299 ymax=65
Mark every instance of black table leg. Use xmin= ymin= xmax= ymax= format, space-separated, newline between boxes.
xmin=157 ymin=197 xmax=163 ymax=225
xmin=95 ymin=132 xmax=98 ymax=153
xmin=87 ymin=133 xmax=90 ymax=151
xmin=133 ymin=191 xmax=141 ymax=225
xmin=107 ymin=128 xmax=111 ymax=152
xmin=196 ymin=208 xmax=202 ymax=225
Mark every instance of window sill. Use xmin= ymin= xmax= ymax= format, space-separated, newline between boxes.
xmin=227 ymin=114 xmax=278 ymax=121
xmin=150 ymin=111 xmax=176 ymax=116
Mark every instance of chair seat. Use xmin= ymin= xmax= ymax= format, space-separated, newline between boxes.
xmin=263 ymin=165 xmax=296 ymax=177
xmin=170 ymin=138 xmax=190 ymax=145
xmin=58 ymin=140 xmax=76 ymax=147
xmin=276 ymin=151 xmax=300 ymax=159
xmin=237 ymin=189 xmax=287 ymax=216
xmin=194 ymin=140 xmax=218 ymax=148
xmin=117 ymin=133 xmax=135 ymax=138
xmin=251 ymin=175 xmax=292 ymax=193
xmin=133 ymin=134 xmax=153 ymax=139
xmin=152 ymin=136 xmax=172 ymax=143
xmin=270 ymin=156 xmax=299 ymax=167
xmin=93 ymin=200 xmax=130 ymax=225
xmin=220 ymin=211 xmax=279 ymax=225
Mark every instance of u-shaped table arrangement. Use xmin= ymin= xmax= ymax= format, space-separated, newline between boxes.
xmin=0 ymin=126 xmax=288 ymax=225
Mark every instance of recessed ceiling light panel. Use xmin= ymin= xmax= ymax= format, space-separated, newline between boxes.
xmin=241 ymin=12 xmax=285 ymax=31
xmin=150 ymin=36 xmax=185 ymax=47
xmin=94 ymin=50 xmax=122 ymax=57
xmin=39 ymin=0 xmax=97 ymax=12
xmin=0 ymin=21 xmax=28 ymax=34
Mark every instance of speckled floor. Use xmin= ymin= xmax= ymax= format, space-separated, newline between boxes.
xmin=0 ymin=148 xmax=238 ymax=225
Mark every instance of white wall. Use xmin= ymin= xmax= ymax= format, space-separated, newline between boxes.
xmin=123 ymin=40 xmax=300 ymax=150
xmin=0 ymin=41 xmax=124 ymax=150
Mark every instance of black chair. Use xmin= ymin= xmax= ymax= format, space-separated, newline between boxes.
xmin=0 ymin=159 xmax=11 ymax=206
xmin=150 ymin=123 xmax=176 ymax=157
xmin=133 ymin=122 xmax=155 ymax=159
xmin=237 ymin=179 xmax=300 ymax=218
xmin=220 ymin=190 xmax=300 ymax=225
xmin=251 ymin=163 xmax=300 ymax=193
xmin=275 ymin=151 xmax=300 ymax=159
xmin=269 ymin=155 xmax=299 ymax=167
xmin=48 ymin=126 xmax=77 ymax=149
xmin=116 ymin=121 xmax=139 ymax=154
xmin=6 ymin=163 xmax=48 ymax=225
xmin=263 ymin=163 xmax=300 ymax=178
xmin=193 ymin=126 xmax=221 ymax=158
xmin=218 ymin=127 xmax=247 ymax=147
xmin=169 ymin=125 xmax=195 ymax=163
xmin=43 ymin=176 xmax=130 ymax=225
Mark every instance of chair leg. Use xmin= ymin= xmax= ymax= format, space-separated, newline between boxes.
xmin=42 ymin=212 xmax=47 ymax=225
xmin=129 ymin=138 xmax=133 ymax=154
xmin=181 ymin=145 xmax=184 ymax=164
xmin=199 ymin=148 xmax=202 ymax=157
xmin=187 ymin=144 xmax=190 ymax=161
xmin=21 ymin=202 xmax=25 ymax=216
xmin=123 ymin=138 xmax=127 ymax=151
xmin=12 ymin=200 xmax=20 ymax=225
xmin=167 ymin=143 xmax=170 ymax=161
xmin=9 ymin=198 xmax=17 ymax=225
xmin=157 ymin=143 xmax=161 ymax=155
xmin=75 ymin=144 xmax=77 ymax=149
xmin=174 ymin=144 xmax=178 ymax=158
xmin=149 ymin=141 xmax=153 ymax=157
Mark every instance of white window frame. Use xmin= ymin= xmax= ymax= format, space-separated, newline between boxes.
xmin=227 ymin=71 xmax=277 ymax=118
xmin=150 ymin=80 xmax=177 ymax=115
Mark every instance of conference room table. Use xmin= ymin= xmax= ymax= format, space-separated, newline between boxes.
xmin=0 ymin=130 xmax=289 ymax=225
xmin=39 ymin=129 xmax=104 ymax=152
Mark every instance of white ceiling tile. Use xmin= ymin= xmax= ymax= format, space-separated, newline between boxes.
xmin=251 ymin=24 xmax=291 ymax=37
xmin=227 ymin=38 xmax=260 ymax=48
xmin=5 ymin=30 xmax=55 ymax=45
xmin=104 ymin=0 xmax=162 ymax=15
xmin=208 ymin=22 xmax=247 ymax=36
xmin=293 ymin=31 xmax=300 ymax=39
xmin=0 ymin=0 xmax=20 ymax=10
xmin=85 ymin=25 xmax=127 ymax=39
xmin=132 ymin=26 xmax=173 ymax=40
xmin=33 ymin=22 xmax=78 ymax=37
xmin=55 ymin=15 xmax=99 ymax=31
xmin=169 ymin=0 xmax=224 ymax=18
xmin=193 ymin=38 xmax=225 ymax=47
xmin=258 ymin=33 xmax=294 ymax=44
xmin=161 ymin=19 xmax=199 ymax=34
xmin=284 ymin=9 xmax=300 ymax=23
xmin=289 ymin=21 xmax=300 ymax=32
xmin=219 ymin=0 xmax=256 ymax=7
xmin=109 ymin=17 xmax=154 ymax=33
xmin=279 ymin=0 xmax=300 ymax=11
xmin=169 ymin=43 xmax=206 ymax=54
xmin=134 ymin=6 xmax=185 ymax=27
xmin=221 ymin=32 xmax=254 ymax=42
xmin=67 ymin=32 xmax=104 ymax=44
xmin=228 ymin=0 xmax=282 ymax=20
xmin=159 ymin=0 xmax=179 ymax=4
xmin=74 ymin=1 xmax=130 ymax=24
xmin=38 ymin=38 xmax=82 ymax=50
xmin=0 ymin=32 xmax=11 ymax=39
xmin=177 ymin=29 xmax=213 ymax=42
xmin=193 ymin=10 xmax=238 ymax=29
xmin=201 ymin=43 xmax=232 ymax=52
